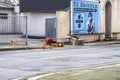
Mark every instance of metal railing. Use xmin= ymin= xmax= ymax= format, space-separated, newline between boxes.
xmin=0 ymin=15 xmax=28 ymax=44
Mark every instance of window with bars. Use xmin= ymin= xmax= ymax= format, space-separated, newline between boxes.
xmin=0 ymin=13 xmax=8 ymax=19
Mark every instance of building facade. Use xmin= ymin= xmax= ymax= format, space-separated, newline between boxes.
xmin=57 ymin=0 xmax=120 ymax=42
xmin=0 ymin=2 xmax=14 ymax=33
xmin=100 ymin=0 xmax=120 ymax=40
xmin=20 ymin=0 xmax=120 ymax=42
xmin=20 ymin=0 xmax=70 ymax=38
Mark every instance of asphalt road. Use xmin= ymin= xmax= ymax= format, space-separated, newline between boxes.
xmin=0 ymin=45 xmax=120 ymax=80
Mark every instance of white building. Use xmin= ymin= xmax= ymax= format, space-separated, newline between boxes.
xmin=20 ymin=0 xmax=120 ymax=42
xmin=0 ymin=2 xmax=14 ymax=15
xmin=20 ymin=0 xmax=70 ymax=38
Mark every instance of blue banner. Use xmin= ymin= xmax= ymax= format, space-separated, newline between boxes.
xmin=71 ymin=0 xmax=99 ymax=34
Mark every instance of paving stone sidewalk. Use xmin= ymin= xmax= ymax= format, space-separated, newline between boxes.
xmin=0 ymin=40 xmax=120 ymax=51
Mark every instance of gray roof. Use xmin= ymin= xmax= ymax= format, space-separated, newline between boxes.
xmin=20 ymin=0 xmax=70 ymax=12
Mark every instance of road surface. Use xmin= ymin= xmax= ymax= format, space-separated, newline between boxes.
xmin=0 ymin=45 xmax=120 ymax=80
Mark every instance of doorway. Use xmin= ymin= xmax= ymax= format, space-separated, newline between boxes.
xmin=105 ymin=1 xmax=112 ymax=38
xmin=46 ymin=18 xmax=56 ymax=39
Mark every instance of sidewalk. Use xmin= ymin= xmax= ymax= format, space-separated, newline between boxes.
xmin=85 ymin=40 xmax=120 ymax=46
xmin=0 ymin=42 xmax=48 ymax=51
xmin=0 ymin=44 xmax=38 ymax=51
xmin=0 ymin=40 xmax=120 ymax=51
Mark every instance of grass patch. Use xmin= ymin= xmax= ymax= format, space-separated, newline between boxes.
xmin=39 ymin=65 xmax=120 ymax=80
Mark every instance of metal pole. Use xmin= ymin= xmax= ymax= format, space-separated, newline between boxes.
xmin=25 ymin=16 xmax=28 ymax=45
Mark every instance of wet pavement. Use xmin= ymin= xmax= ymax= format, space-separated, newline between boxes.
xmin=0 ymin=44 xmax=120 ymax=80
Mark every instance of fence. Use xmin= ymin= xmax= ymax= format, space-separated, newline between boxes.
xmin=0 ymin=15 xmax=28 ymax=45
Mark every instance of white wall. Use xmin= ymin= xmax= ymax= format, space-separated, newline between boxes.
xmin=100 ymin=0 xmax=120 ymax=33
xmin=14 ymin=6 xmax=20 ymax=14
xmin=23 ymin=12 xmax=56 ymax=37
xmin=0 ymin=8 xmax=13 ymax=15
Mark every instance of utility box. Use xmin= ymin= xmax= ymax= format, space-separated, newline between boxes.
xmin=72 ymin=39 xmax=84 ymax=45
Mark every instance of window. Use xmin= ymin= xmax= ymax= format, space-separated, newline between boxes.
xmin=0 ymin=13 xmax=8 ymax=19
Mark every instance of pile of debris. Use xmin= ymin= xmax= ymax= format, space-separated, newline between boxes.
xmin=45 ymin=37 xmax=63 ymax=47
